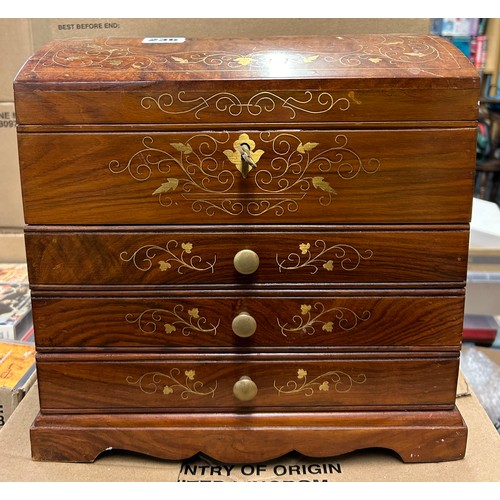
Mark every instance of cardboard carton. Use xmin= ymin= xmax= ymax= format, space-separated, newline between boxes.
xmin=0 ymin=103 xmax=24 ymax=229
xmin=0 ymin=19 xmax=33 ymax=102
xmin=29 ymin=18 xmax=431 ymax=54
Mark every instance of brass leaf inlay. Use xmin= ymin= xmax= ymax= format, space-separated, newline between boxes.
xmin=312 ymin=176 xmax=337 ymax=195
xmin=277 ymin=302 xmax=371 ymax=337
xmin=125 ymin=304 xmax=219 ymax=337
xmin=152 ymin=178 xmax=179 ymax=195
xmin=108 ymin=132 xmax=380 ymax=217
xmin=126 ymin=369 xmax=217 ymax=399
xmin=119 ymin=240 xmax=216 ymax=274
xmin=276 ymin=240 xmax=373 ymax=274
xmin=274 ymin=368 xmax=367 ymax=397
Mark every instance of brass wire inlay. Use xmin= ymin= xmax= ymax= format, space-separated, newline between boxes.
xmin=276 ymin=240 xmax=374 ymax=274
xmin=126 ymin=369 xmax=217 ymax=399
xmin=35 ymin=36 xmax=456 ymax=74
xmin=140 ymin=90 xmax=358 ymax=120
xmin=119 ymin=241 xmax=216 ymax=274
xmin=277 ymin=302 xmax=371 ymax=337
xmin=108 ymin=132 xmax=380 ymax=217
xmin=125 ymin=305 xmax=219 ymax=337
xmin=274 ymin=368 xmax=367 ymax=397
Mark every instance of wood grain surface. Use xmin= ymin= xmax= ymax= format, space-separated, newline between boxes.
xmin=24 ymin=226 xmax=469 ymax=286
xmin=14 ymin=36 xmax=479 ymax=125
xmin=31 ymin=292 xmax=465 ymax=349
xmin=35 ymin=352 xmax=460 ymax=411
xmin=18 ymin=129 xmax=476 ymax=224
xmin=14 ymin=34 xmax=477 ymax=464
xmin=30 ymin=408 xmax=468 ymax=463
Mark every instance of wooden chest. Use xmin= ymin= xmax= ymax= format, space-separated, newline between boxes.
xmin=14 ymin=35 xmax=479 ymax=463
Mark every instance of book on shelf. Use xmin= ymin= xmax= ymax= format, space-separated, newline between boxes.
xmin=0 ymin=263 xmax=33 ymax=342
xmin=0 ymin=263 xmax=28 ymax=284
xmin=463 ymin=314 xmax=500 ymax=345
xmin=431 ymin=18 xmax=489 ymax=70
xmin=0 ymin=340 xmax=36 ymax=428
xmin=0 ymin=283 xmax=33 ymax=341
xmin=436 ymin=18 xmax=485 ymax=37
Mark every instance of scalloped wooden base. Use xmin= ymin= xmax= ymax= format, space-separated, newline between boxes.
xmin=30 ymin=407 xmax=467 ymax=463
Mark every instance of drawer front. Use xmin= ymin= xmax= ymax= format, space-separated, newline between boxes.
xmin=36 ymin=353 xmax=459 ymax=411
xmin=25 ymin=227 xmax=469 ymax=286
xmin=18 ymin=129 xmax=475 ymax=224
xmin=32 ymin=293 xmax=465 ymax=349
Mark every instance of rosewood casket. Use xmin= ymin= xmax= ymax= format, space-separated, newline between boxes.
xmin=14 ymin=35 xmax=479 ymax=462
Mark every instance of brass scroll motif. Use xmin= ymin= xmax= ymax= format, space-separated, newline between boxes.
xmin=274 ymin=368 xmax=367 ymax=397
xmin=126 ymin=369 xmax=217 ymax=399
xmin=125 ymin=305 xmax=219 ymax=337
xmin=119 ymin=241 xmax=216 ymax=274
xmin=277 ymin=302 xmax=371 ymax=337
xmin=140 ymin=90 xmax=358 ymax=120
xmin=36 ymin=36 xmax=455 ymax=74
xmin=276 ymin=240 xmax=374 ymax=274
xmin=108 ymin=133 xmax=380 ymax=217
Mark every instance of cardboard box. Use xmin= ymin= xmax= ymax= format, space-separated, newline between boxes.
xmin=466 ymin=199 xmax=500 ymax=316
xmin=0 ymin=19 xmax=33 ymax=102
xmin=0 ymin=340 xmax=36 ymax=429
xmin=0 ymin=102 xmax=24 ymax=229
xmin=0 ymin=231 xmax=26 ymax=263
xmin=29 ymin=18 xmax=431 ymax=52
xmin=461 ymin=345 xmax=500 ymax=434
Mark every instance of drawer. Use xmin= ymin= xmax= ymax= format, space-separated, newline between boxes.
xmin=25 ymin=226 xmax=469 ymax=286
xmin=18 ymin=129 xmax=476 ymax=224
xmin=36 ymin=353 xmax=460 ymax=412
xmin=31 ymin=291 xmax=465 ymax=349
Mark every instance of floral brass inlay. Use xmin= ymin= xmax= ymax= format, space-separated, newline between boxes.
xmin=140 ymin=90 xmax=359 ymax=120
xmin=126 ymin=369 xmax=217 ymax=399
xmin=274 ymin=368 xmax=367 ymax=397
xmin=34 ymin=36 xmax=459 ymax=74
xmin=119 ymin=240 xmax=216 ymax=273
xmin=277 ymin=302 xmax=371 ymax=337
xmin=109 ymin=133 xmax=380 ymax=217
xmin=125 ymin=305 xmax=219 ymax=336
xmin=276 ymin=240 xmax=374 ymax=274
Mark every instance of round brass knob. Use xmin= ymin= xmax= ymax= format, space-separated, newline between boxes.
xmin=233 ymin=376 xmax=258 ymax=402
xmin=233 ymin=249 xmax=260 ymax=275
xmin=232 ymin=312 xmax=257 ymax=338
